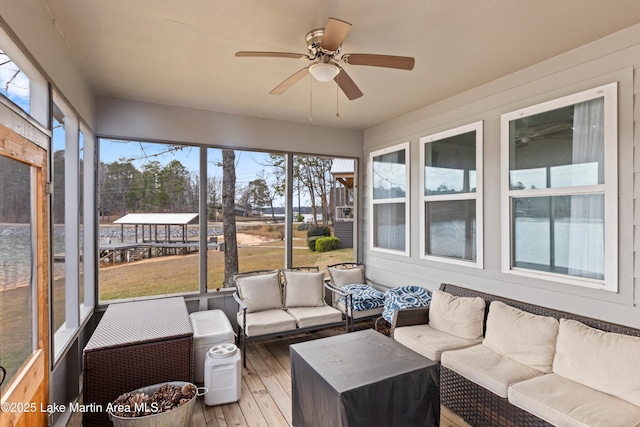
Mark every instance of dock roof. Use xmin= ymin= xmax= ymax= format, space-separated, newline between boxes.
xmin=114 ymin=213 xmax=199 ymax=225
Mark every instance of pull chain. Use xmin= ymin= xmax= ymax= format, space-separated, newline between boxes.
xmin=336 ymin=79 xmax=340 ymax=118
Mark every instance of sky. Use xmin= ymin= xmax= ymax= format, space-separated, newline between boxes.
xmin=100 ymin=138 xmax=275 ymax=188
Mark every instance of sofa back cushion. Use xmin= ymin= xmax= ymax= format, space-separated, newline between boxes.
xmin=483 ymin=301 xmax=559 ymax=373
xmin=283 ymin=270 xmax=326 ymax=308
xmin=553 ymin=318 xmax=640 ymax=406
xmin=428 ymin=290 xmax=485 ymax=340
xmin=235 ymin=270 xmax=282 ymax=313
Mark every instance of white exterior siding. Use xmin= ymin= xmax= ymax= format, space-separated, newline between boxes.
xmin=363 ymin=23 xmax=640 ymax=328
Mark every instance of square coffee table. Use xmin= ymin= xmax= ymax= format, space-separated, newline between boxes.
xmin=290 ymin=329 xmax=439 ymax=427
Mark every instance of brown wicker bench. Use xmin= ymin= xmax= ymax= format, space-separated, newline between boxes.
xmin=392 ymin=284 xmax=640 ymax=427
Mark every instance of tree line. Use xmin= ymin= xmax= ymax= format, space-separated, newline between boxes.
xmin=98 ymin=152 xmax=338 ymax=226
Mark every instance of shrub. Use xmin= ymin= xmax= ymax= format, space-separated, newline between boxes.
xmin=295 ymin=213 xmax=305 ymax=222
xmin=307 ymin=225 xmax=331 ymax=238
xmin=297 ymin=222 xmax=310 ymax=231
xmin=307 ymin=236 xmax=321 ymax=251
xmin=316 ymin=237 xmax=340 ymax=252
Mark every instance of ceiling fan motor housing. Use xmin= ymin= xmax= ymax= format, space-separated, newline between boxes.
xmin=305 ymin=28 xmax=341 ymax=57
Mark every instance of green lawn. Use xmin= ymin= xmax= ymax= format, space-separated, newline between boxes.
xmin=99 ymin=245 xmax=354 ymax=301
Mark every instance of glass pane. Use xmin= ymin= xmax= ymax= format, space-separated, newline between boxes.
xmin=513 ymin=194 xmax=604 ymax=280
xmin=424 ymin=131 xmax=476 ymax=195
xmin=0 ymin=48 xmax=30 ymax=114
xmin=0 ymin=156 xmax=34 ymax=394
xmin=78 ymin=131 xmax=84 ymax=304
xmin=292 ymin=155 xmax=354 ymax=269
xmin=425 ymin=200 xmax=476 ymax=261
xmin=509 ymin=98 xmax=604 ymax=190
xmin=372 ymin=149 xmax=406 ymax=199
xmin=373 ymin=203 xmax=406 ymax=251
xmin=52 ymin=103 xmax=66 ymax=331
xmin=98 ymin=140 xmax=200 ymax=301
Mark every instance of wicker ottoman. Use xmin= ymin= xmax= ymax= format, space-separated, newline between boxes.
xmin=83 ymin=297 xmax=194 ymax=427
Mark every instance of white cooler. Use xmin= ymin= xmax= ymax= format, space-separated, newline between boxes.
xmin=189 ymin=309 xmax=235 ymax=383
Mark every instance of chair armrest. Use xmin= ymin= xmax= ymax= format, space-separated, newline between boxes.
xmin=232 ymin=291 xmax=247 ymax=310
xmin=391 ymin=306 xmax=430 ymax=337
xmin=324 ymin=282 xmax=348 ymax=297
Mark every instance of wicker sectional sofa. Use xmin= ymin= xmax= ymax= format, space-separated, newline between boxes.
xmin=392 ymin=284 xmax=640 ymax=427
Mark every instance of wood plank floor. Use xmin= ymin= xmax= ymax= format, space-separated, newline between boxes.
xmin=190 ymin=322 xmax=374 ymax=427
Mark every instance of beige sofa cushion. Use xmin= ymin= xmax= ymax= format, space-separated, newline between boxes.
xmin=394 ymin=324 xmax=482 ymax=362
xmin=483 ymin=301 xmax=559 ymax=373
xmin=509 ymin=373 xmax=640 ymax=427
xmin=441 ymin=344 xmax=545 ymax=398
xmin=283 ymin=270 xmax=325 ymax=308
xmin=237 ymin=309 xmax=297 ymax=337
xmin=553 ymin=318 xmax=640 ymax=407
xmin=287 ymin=306 xmax=343 ymax=329
xmin=327 ymin=266 xmax=365 ymax=288
xmin=235 ymin=270 xmax=282 ymax=313
xmin=428 ymin=290 xmax=485 ymax=340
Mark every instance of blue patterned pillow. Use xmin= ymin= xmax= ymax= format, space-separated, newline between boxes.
xmin=339 ymin=284 xmax=386 ymax=311
xmin=382 ymin=285 xmax=432 ymax=323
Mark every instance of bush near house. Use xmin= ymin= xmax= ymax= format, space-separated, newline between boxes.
xmin=307 ymin=236 xmax=321 ymax=251
xmin=307 ymin=225 xmax=331 ymax=238
xmin=316 ymin=237 xmax=340 ymax=252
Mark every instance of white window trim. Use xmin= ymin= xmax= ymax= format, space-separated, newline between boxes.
xmin=79 ymin=123 xmax=95 ymax=320
xmin=369 ymin=142 xmax=410 ymax=256
xmin=52 ymin=92 xmax=80 ymax=360
xmin=419 ymin=121 xmax=484 ymax=268
xmin=500 ymin=83 xmax=618 ymax=291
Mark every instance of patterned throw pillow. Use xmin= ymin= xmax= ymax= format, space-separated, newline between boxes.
xmin=382 ymin=286 xmax=432 ymax=323
xmin=339 ymin=284 xmax=385 ymax=311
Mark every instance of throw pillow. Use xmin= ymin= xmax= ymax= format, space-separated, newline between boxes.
xmin=283 ymin=270 xmax=326 ymax=308
xmin=235 ymin=270 xmax=282 ymax=313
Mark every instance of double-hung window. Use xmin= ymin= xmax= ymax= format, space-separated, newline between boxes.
xmin=369 ymin=142 xmax=410 ymax=255
xmin=501 ymin=83 xmax=617 ymax=290
xmin=420 ymin=121 xmax=483 ymax=267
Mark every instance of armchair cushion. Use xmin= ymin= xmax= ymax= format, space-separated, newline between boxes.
xmin=483 ymin=301 xmax=559 ymax=373
xmin=283 ymin=270 xmax=325 ymax=308
xmin=339 ymin=284 xmax=385 ymax=311
xmin=428 ymin=290 xmax=485 ymax=340
xmin=553 ymin=318 xmax=640 ymax=406
xmin=382 ymin=285 xmax=432 ymax=323
xmin=235 ymin=271 xmax=282 ymax=313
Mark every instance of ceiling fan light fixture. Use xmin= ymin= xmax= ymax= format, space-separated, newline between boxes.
xmin=309 ymin=62 xmax=340 ymax=82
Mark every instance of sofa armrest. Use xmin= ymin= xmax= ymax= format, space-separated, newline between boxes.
xmin=391 ymin=306 xmax=430 ymax=336
xmin=233 ymin=291 xmax=248 ymax=328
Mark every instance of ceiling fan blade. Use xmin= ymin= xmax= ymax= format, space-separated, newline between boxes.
xmin=334 ymin=66 xmax=363 ymax=100
xmin=320 ymin=18 xmax=352 ymax=52
xmin=235 ymin=51 xmax=309 ymax=59
xmin=342 ymin=53 xmax=415 ymax=70
xmin=531 ymin=122 xmax=572 ymax=137
xmin=269 ymin=67 xmax=309 ymax=95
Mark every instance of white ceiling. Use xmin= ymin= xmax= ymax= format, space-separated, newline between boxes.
xmin=42 ymin=0 xmax=640 ymax=130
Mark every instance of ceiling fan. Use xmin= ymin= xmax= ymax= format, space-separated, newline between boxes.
xmin=514 ymin=122 xmax=573 ymax=145
xmin=235 ymin=17 xmax=415 ymax=100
